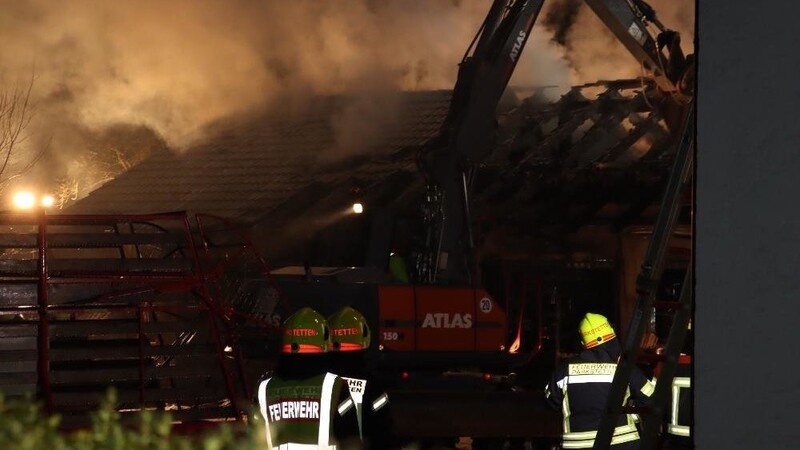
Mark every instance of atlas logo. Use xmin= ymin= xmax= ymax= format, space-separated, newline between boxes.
xmin=510 ymin=30 xmax=527 ymax=62
xmin=421 ymin=313 xmax=473 ymax=329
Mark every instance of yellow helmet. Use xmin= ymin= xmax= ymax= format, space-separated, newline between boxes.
xmin=579 ymin=313 xmax=616 ymax=349
xmin=281 ymin=307 xmax=330 ymax=354
xmin=328 ymin=306 xmax=370 ymax=351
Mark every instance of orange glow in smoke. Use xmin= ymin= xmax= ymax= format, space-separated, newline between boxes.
xmin=509 ymin=319 xmax=523 ymax=354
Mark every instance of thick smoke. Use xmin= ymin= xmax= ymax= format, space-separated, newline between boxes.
xmin=0 ymin=0 xmax=485 ymax=198
xmin=543 ymin=0 xmax=584 ymax=46
xmin=539 ymin=0 xmax=695 ymax=82
xmin=1 ymin=1 xmax=485 ymax=145
xmin=0 ymin=0 xmax=693 ymax=201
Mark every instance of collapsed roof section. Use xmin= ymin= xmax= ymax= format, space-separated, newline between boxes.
xmin=67 ymin=81 xmax=686 ymax=266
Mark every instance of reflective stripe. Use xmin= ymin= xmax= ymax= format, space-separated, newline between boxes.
xmin=562 ymin=425 xmax=639 ymax=449
xmin=276 ymin=444 xmax=337 ymax=450
xmin=281 ymin=344 xmax=325 ymax=353
xmin=562 ymin=390 xmax=571 ymax=433
xmin=563 ymin=363 xmax=616 ymax=385
xmin=341 ymin=376 xmax=365 ymax=439
xmin=563 ymin=424 xmax=638 ymax=440
xmin=584 ymin=334 xmax=616 ymax=349
xmin=335 ymin=342 xmax=365 ymax=351
xmin=372 ymin=393 xmax=389 ymax=411
xmin=568 ymin=363 xmax=616 ymax=375
xmin=623 ymin=387 xmax=638 ymax=424
xmin=611 ymin=430 xmax=641 ymax=446
xmin=670 ymin=376 xmax=691 ymax=433
xmin=318 ymin=373 xmax=337 ymax=448
xmin=562 ymin=432 xmax=640 ymax=448
xmin=564 ymin=374 xmax=615 ymax=384
xmin=671 ymin=383 xmax=680 ymax=427
xmin=641 ymin=378 xmax=656 ymax=396
xmin=674 ymin=376 xmax=691 ymax=388
xmin=556 ymin=372 xmax=618 ymax=387
xmin=668 ymin=424 xmax=691 ymax=437
xmin=338 ymin=398 xmax=354 ymax=415
xmin=257 ymin=378 xmax=274 ymax=448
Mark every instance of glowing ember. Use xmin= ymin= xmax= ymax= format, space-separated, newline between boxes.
xmin=509 ymin=331 xmax=522 ymax=354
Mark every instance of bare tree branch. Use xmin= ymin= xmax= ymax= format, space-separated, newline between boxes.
xmin=0 ymin=71 xmax=41 ymax=187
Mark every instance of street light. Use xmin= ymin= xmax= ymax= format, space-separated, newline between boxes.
xmin=350 ymin=183 xmax=365 ymax=214
xmin=12 ymin=191 xmax=56 ymax=210
xmin=41 ymin=195 xmax=55 ymax=208
xmin=12 ymin=191 xmax=36 ymax=210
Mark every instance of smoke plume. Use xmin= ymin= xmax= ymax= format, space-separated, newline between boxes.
xmin=0 ymin=0 xmax=693 ymax=202
xmin=539 ymin=0 xmax=695 ymax=82
xmin=543 ymin=0 xmax=584 ymax=46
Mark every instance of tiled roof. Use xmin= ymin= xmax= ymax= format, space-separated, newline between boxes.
xmin=66 ymin=83 xmax=680 ymax=251
xmin=67 ymin=90 xmax=453 ymax=224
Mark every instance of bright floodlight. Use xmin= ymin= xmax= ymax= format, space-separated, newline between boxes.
xmin=41 ymin=195 xmax=55 ymax=208
xmin=13 ymin=192 xmax=36 ymax=210
xmin=352 ymin=202 xmax=364 ymax=214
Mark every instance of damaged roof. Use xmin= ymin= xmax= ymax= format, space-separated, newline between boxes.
xmin=66 ymin=90 xmax=453 ymax=223
xmin=66 ymin=82 xmax=685 ymax=264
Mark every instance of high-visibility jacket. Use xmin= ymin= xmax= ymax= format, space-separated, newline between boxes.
xmin=336 ymin=374 xmax=391 ymax=448
xmin=545 ymin=340 xmax=655 ymax=449
xmin=388 ymin=254 xmax=410 ymax=283
xmin=256 ymin=371 xmax=356 ymax=449
xmin=655 ymin=353 xmax=692 ymax=443
xmin=329 ymin=353 xmax=393 ymax=449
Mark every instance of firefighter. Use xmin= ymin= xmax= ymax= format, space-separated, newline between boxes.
xmin=388 ymin=252 xmax=410 ymax=283
xmin=658 ymin=320 xmax=693 ymax=449
xmin=545 ymin=312 xmax=655 ymax=449
xmin=254 ymin=307 xmax=360 ymax=449
xmin=327 ymin=306 xmax=393 ymax=449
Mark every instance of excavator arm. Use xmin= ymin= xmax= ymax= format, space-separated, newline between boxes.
xmin=416 ymin=0 xmax=693 ymax=285
xmin=584 ymin=0 xmax=688 ymax=95
xmin=417 ymin=0 xmax=546 ymax=285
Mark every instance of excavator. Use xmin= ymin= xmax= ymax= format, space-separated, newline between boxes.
xmin=320 ymin=0 xmax=695 ymax=365
xmin=417 ymin=0 xmax=692 ymax=288
xmin=270 ymin=0 xmax=695 ymax=444
xmin=0 ymin=0 xmax=694 ymax=444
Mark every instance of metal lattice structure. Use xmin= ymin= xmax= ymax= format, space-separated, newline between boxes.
xmin=0 ymin=211 xmax=287 ymax=429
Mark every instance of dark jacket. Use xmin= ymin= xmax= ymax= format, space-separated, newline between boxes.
xmin=328 ymin=351 xmax=393 ymax=449
xmin=660 ymin=329 xmax=693 ymax=448
xmin=545 ymin=339 xmax=655 ymax=449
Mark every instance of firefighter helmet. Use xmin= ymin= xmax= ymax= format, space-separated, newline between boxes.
xmin=281 ymin=307 xmax=330 ymax=354
xmin=579 ymin=312 xmax=616 ymax=349
xmin=328 ymin=306 xmax=370 ymax=351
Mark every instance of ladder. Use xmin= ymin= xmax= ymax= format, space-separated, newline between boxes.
xmin=592 ymin=104 xmax=694 ymax=450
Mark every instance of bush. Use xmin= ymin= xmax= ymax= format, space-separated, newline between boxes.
xmin=0 ymin=390 xmax=265 ymax=450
